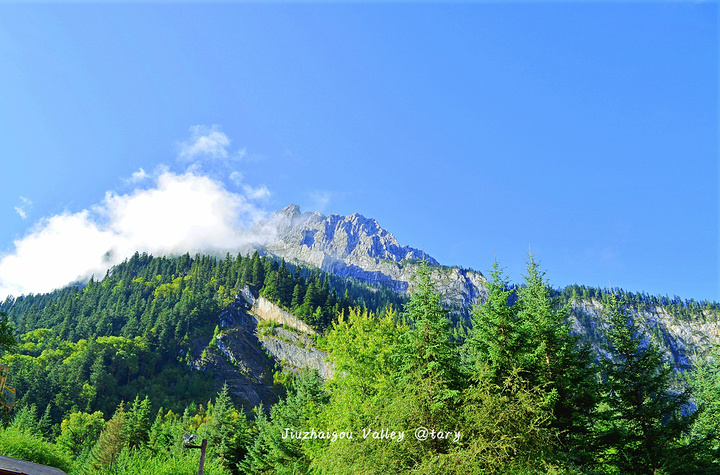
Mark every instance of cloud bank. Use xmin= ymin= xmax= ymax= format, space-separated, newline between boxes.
xmin=0 ymin=170 xmax=275 ymax=299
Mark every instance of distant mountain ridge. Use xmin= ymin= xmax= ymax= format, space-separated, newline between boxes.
xmin=250 ymin=205 xmax=720 ymax=370
xmin=256 ymin=204 xmax=486 ymax=307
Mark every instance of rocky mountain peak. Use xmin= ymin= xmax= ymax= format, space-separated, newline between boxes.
xmin=278 ymin=204 xmax=302 ymax=219
xmin=262 ymin=205 xmax=436 ymax=264
xmin=256 ymin=205 xmax=484 ymax=306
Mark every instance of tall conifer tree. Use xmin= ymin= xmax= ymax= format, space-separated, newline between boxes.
xmin=595 ymin=292 xmax=699 ymax=474
xmin=391 ymin=262 xmax=460 ymax=455
xmin=465 ymin=261 xmax=523 ymax=382
xmin=516 ymin=255 xmax=597 ymax=464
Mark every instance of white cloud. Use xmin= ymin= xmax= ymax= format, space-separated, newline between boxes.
xmin=308 ymin=190 xmax=332 ymax=212
xmin=178 ymin=125 xmax=230 ymax=162
xmin=126 ymin=168 xmax=149 ymax=184
xmin=229 ymin=171 xmax=270 ymax=201
xmin=229 ymin=171 xmax=244 ymax=186
xmin=14 ymin=196 xmax=32 ymax=220
xmin=243 ymin=184 xmax=271 ymax=201
xmin=0 ymin=171 xmax=277 ymax=299
xmin=14 ymin=207 xmax=27 ymax=220
xmin=234 ymin=148 xmax=247 ymax=160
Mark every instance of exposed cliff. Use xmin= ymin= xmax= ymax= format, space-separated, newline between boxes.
xmin=570 ymin=299 xmax=720 ymax=370
xmin=192 ymin=287 xmax=331 ymax=410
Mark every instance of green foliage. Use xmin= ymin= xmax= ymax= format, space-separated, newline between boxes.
xmin=303 ymin=261 xmax=572 ymax=474
xmin=559 ymin=283 xmax=720 ymax=321
xmin=243 ymin=371 xmax=329 ymax=475
xmin=126 ymin=395 xmax=152 ymax=449
xmin=3 ymin=247 xmax=720 ymax=474
xmin=453 ymin=367 xmax=557 ymax=473
xmin=102 ymin=448 xmax=231 ymax=475
xmin=0 ymin=426 xmax=73 ymax=472
xmin=147 ymin=407 xmax=183 ymax=456
xmin=466 ymin=256 xmax=597 ymax=466
xmin=393 ymin=261 xmax=461 ymax=429
xmin=56 ymin=410 xmax=106 ymax=460
xmin=515 ymin=255 xmax=597 ymax=463
xmin=465 ymin=260 xmax=523 ymax=381
xmin=593 ymin=293 xmax=704 ymax=474
xmin=196 ymin=383 xmax=252 ymax=471
xmin=0 ymin=311 xmax=17 ymax=355
xmin=210 ymin=324 xmax=221 ymax=347
xmin=691 ymin=346 xmax=720 ymax=446
xmin=86 ymin=402 xmax=128 ymax=471
xmin=325 ymin=307 xmax=399 ymax=399
xmin=307 ymin=307 xmax=402 ymax=473
xmin=10 ymin=404 xmax=41 ymax=436
xmin=318 ymin=262 xmax=466 ymax=474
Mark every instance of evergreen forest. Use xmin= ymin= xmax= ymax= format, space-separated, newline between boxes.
xmin=0 ymin=251 xmax=719 ymax=474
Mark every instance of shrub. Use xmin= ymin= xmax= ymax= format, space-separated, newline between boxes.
xmin=0 ymin=426 xmax=73 ymax=472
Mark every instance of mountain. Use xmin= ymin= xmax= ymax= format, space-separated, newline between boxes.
xmin=2 ymin=209 xmax=719 ymax=475
xmin=256 ymin=204 xmax=486 ymax=308
xmin=250 ymin=205 xmax=720 ymax=370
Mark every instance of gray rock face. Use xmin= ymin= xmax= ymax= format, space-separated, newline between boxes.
xmin=245 ymin=291 xmax=316 ymax=335
xmin=258 ymin=327 xmax=333 ymax=380
xmin=258 ymin=205 xmax=486 ymax=307
xmin=192 ymin=298 xmax=279 ymax=411
xmin=192 ymin=288 xmax=332 ymax=410
xmin=570 ymin=299 xmax=720 ymax=370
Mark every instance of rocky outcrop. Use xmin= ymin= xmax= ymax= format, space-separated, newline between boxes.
xmin=261 ymin=205 xmax=437 ymax=266
xmin=239 ymin=286 xmax=316 ymax=335
xmin=193 ymin=288 xmax=332 ymax=410
xmin=192 ymin=299 xmax=279 ymax=411
xmin=570 ymin=299 xmax=720 ymax=370
xmin=257 ymin=205 xmax=487 ymax=307
xmin=258 ymin=326 xmax=333 ymax=379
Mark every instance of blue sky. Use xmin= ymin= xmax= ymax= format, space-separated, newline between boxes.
xmin=0 ymin=3 xmax=717 ymax=302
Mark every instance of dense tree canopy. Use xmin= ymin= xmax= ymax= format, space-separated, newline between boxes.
xmin=0 ymin=252 xmax=718 ymax=474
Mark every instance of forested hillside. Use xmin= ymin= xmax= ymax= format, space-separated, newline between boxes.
xmin=0 ymin=252 xmax=719 ymax=474
xmin=0 ymin=251 xmax=404 ymax=420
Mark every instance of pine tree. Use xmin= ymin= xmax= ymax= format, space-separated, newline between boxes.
xmin=515 ymin=255 xmax=597 ymax=464
xmin=201 ymin=383 xmax=250 ymax=470
xmin=594 ymin=293 xmax=698 ymax=474
xmin=302 ymin=279 xmax=321 ymax=318
xmin=465 ymin=261 xmax=523 ymax=382
xmin=391 ymin=262 xmax=461 ymax=456
xmin=261 ymin=271 xmax=280 ymax=302
xmin=11 ymin=404 xmax=39 ymax=435
xmin=126 ymin=395 xmax=151 ymax=449
xmin=250 ymin=252 xmax=264 ymax=288
xmin=466 ymin=257 xmax=597 ymax=467
xmin=0 ymin=311 xmax=16 ymax=355
xmin=277 ymin=259 xmax=293 ymax=307
xmin=87 ymin=402 xmax=128 ymax=471
xmin=242 ymin=372 xmax=328 ymax=475
xmin=688 ymin=346 xmax=720 ymax=471
xmin=37 ymin=403 xmax=52 ymax=440
xmin=291 ymin=283 xmax=305 ymax=311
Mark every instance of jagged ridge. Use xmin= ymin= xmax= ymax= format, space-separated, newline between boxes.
xmin=258 ymin=205 xmax=486 ymax=306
